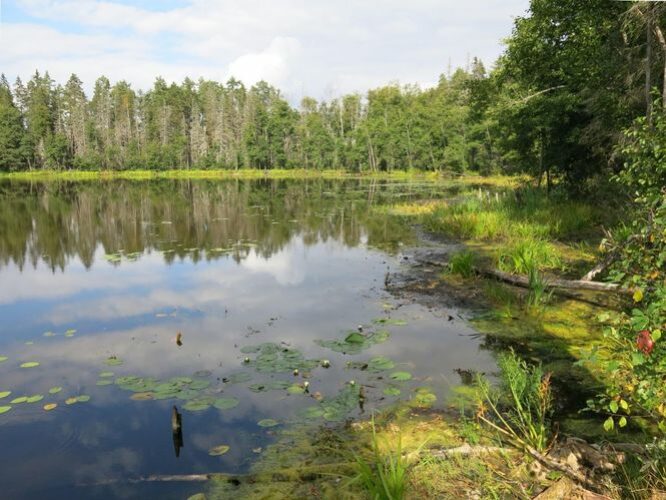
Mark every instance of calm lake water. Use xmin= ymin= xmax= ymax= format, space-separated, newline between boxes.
xmin=0 ymin=178 xmax=496 ymax=499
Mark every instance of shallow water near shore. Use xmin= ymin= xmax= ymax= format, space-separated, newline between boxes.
xmin=0 ymin=178 xmax=497 ymax=499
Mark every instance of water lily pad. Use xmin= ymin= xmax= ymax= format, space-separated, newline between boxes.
xmin=0 ymin=356 xmax=7 ymax=362
xmin=130 ymin=392 xmax=154 ymax=401
xmin=99 ymin=371 xmax=114 ymax=378
xmin=224 ymin=372 xmax=252 ymax=384
xmin=257 ymin=419 xmax=279 ymax=427
xmin=0 ymin=406 xmax=11 ymax=415
xmin=105 ymin=357 xmax=123 ymax=366
xmin=20 ymin=361 xmax=40 ymax=368
xmin=76 ymin=395 xmax=91 ymax=403
xmin=64 ymin=329 xmax=76 ymax=337
xmin=383 ymin=387 xmax=401 ymax=396
xmin=372 ymin=318 xmax=407 ymax=326
xmin=96 ymin=380 xmax=113 ymax=386
xmin=213 ymin=397 xmax=239 ymax=410
xmin=0 ymin=391 xmax=10 ymax=399
xmin=189 ymin=380 xmax=210 ymax=391
xmin=10 ymin=396 xmax=27 ymax=404
xmin=412 ymin=387 xmax=437 ymax=407
xmin=316 ymin=329 xmax=390 ymax=355
xmin=48 ymin=386 xmax=62 ymax=394
xmin=208 ymin=445 xmax=230 ymax=456
xmin=267 ymin=380 xmax=291 ymax=390
xmin=183 ymin=400 xmax=210 ymax=412
xmin=303 ymin=406 xmax=325 ymax=419
xmin=43 ymin=403 xmax=57 ymax=411
xmin=367 ymin=356 xmax=395 ymax=372
xmin=26 ymin=395 xmax=44 ymax=403
xmin=287 ymin=384 xmax=305 ymax=394
xmin=249 ymin=383 xmax=268 ymax=393
xmin=389 ymin=371 xmax=412 ymax=381
xmin=65 ymin=397 xmax=78 ymax=405
xmin=344 ymin=332 xmax=366 ymax=344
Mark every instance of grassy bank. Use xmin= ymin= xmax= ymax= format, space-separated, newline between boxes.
xmin=0 ymin=168 xmax=450 ymax=182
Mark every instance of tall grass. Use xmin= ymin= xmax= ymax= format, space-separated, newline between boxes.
xmin=423 ymin=187 xmax=596 ymax=242
xmin=347 ymin=418 xmax=424 ymax=500
xmin=497 ymin=239 xmax=562 ymax=274
xmin=348 ymin=418 xmax=426 ymax=500
xmin=476 ymin=351 xmax=553 ymax=452
xmin=526 ymin=265 xmax=552 ymax=308
xmin=448 ymin=250 xmax=477 ymax=278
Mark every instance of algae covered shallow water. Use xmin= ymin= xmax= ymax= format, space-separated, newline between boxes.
xmin=0 ymin=178 xmax=496 ymax=499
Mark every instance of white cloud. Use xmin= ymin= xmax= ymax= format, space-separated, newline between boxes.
xmin=2 ymin=0 xmax=530 ymax=99
xmin=227 ymin=36 xmax=302 ymax=89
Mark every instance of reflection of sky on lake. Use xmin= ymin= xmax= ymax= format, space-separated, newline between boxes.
xmin=0 ymin=180 xmax=495 ymax=499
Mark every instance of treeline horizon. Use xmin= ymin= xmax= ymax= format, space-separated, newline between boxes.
xmin=1 ymin=0 xmax=665 ymax=189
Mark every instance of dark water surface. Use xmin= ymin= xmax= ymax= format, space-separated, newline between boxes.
xmin=0 ymin=179 xmax=495 ymax=499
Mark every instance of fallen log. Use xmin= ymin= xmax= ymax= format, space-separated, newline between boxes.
xmin=477 ymin=268 xmax=629 ymax=294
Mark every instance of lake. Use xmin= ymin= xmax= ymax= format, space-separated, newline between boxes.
xmin=0 ymin=178 xmax=496 ymax=499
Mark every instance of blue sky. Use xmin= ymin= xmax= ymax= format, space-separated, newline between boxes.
xmin=0 ymin=0 xmax=530 ymax=100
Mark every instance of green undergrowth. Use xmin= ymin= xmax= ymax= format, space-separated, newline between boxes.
xmin=192 ymin=401 xmax=545 ymax=500
xmin=0 ymin=168 xmax=468 ymax=182
xmin=387 ymin=185 xmax=609 ymax=275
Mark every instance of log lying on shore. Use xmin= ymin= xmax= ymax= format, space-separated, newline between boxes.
xmin=478 ymin=268 xmax=629 ymax=294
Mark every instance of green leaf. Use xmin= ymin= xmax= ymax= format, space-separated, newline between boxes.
xmin=389 ymin=371 xmax=412 ymax=381
xmin=208 ymin=445 xmax=230 ymax=456
xmin=0 ymin=406 xmax=11 ymax=415
xmin=619 ymin=417 xmax=627 ymax=428
xmin=48 ymin=386 xmax=62 ymax=394
xmin=257 ymin=418 xmax=279 ymax=427
xmin=213 ymin=397 xmax=239 ymax=410
xmin=20 ymin=361 xmax=40 ymax=368
xmin=383 ymin=387 xmax=401 ymax=396
xmin=0 ymin=391 xmax=11 ymax=399
xmin=603 ymin=417 xmax=614 ymax=432
xmin=609 ymin=401 xmax=618 ymax=413
xmin=25 ymin=395 xmax=44 ymax=403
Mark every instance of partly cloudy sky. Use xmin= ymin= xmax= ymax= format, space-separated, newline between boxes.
xmin=0 ymin=0 xmax=529 ymax=101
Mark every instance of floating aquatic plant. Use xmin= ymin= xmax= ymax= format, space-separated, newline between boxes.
xmin=372 ymin=318 xmax=407 ymax=326
xmin=208 ymin=445 xmax=230 ymax=456
xmin=383 ymin=387 xmax=401 ymax=396
xmin=43 ymin=403 xmax=57 ymax=411
xmin=0 ymin=391 xmax=11 ymax=399
xmin=213 ymin=397 xmax=239 ymax=410
xmin=315 ymin=330 xmax=390 ymax=355
xmin=20 ymin=361 xmax=40 ymax=368
xmin=48 ymin=387 xmax=62 ymax=394
xmin=389 ymin=371 xmax=412 ymax=381
xmin=257 ymin=418 xmax=279 ymax=427
xmin=0 ymin=406 xmax=11 ymax=415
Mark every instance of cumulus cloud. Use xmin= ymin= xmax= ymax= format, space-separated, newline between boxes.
xmin=1 ymin=0 xmax=530 ymax=99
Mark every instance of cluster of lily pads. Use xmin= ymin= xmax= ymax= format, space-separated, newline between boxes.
xmin=240 ymin=342 xmax=320 ymax=373
xmin=0 ymin=316 xmax=424 ymax=429
xmin=95 ymin=370 xmax=240 ymax=413
xmin=0 ymin=385 xmax=91 ymax=415
xmin=315 ymin=329 xmax=391 ymax=355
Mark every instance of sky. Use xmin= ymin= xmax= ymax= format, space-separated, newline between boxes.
xmin=0 ymin=0 xmax=530 ymax=102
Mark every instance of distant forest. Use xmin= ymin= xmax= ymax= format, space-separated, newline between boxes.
xmin=1 ymin=1 xmax=664 ymax=189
